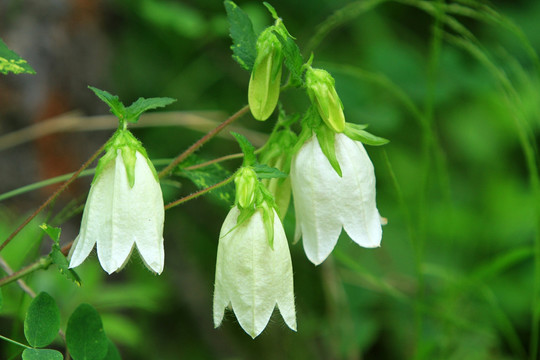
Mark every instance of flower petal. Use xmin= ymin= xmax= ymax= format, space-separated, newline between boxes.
xmin=291 ymin=135 xmax=342 ymax=265
xmin=335 ymin=135 xmax=382 ymax=248
xmin=131 ymin=152 xmax=165 ymax=274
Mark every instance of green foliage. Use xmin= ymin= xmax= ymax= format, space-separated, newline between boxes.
xmin=224 ymin=0 xmax=257 ymax=70
xmin=175 ymin=155 xmax=235 ymax=206
xmin=252 ymin=163 xmax=287 ymax=179
xmin=66 ymin=304 xmax=109 ymax=360
xmin=88 ymin=86 xmax=176 ymax=124
xmin=231 ymin=132 xmax=256 ymax=166
xmin=274 ymin=31 xmax=304 ymax=87
xmin=103 ymin=340 xmax=122 ymax=360
xmin=22 ymin=349 xmax=63 ymax=360
xmin=24 ymin=292 xmax=60 ymax=348
xmin=40 ymin=224 xmax=82 ymax=285
xmin=0 ymin=38 xmax=35 ymax=75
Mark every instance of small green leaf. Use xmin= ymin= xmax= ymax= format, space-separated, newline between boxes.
xmin=88 ymin=86 xmax=126 ymax=120
xmin=0 ymin=37 xmax=35 ymax=75
xmin=39 ymin=224 xmax=61 ymax=243
xmin=344 ymin=123 xmax=389 ymax=146
xmin=224 ymin=0 xmax=257 ymax=70
xmin=24 ymin=292 xmax=60 ymax=348
xmin=263 ymin=2 xmax=279 ymax=20
xmin=22 ymin=348 xmax=63 ymax=360
xmin=231 ymin=132 xmax=256 ymax=166
xmin=124 ymin=97 xmax=177 ymax=124
xmin=103 ymin=339 xmax=122 ymax=360
xmin=66 ymin=304 xmax=108 ymax=360
xmin=50 ymin=245 xmax=82 ymax=286
xmin=252 ymin=164 xmax=287 ymax=179
xmin=261 ymin=203 xmax=275 ymax=249
xmin=315 ymin=124 xmax=342 ymax=177
xmin=273 ymin=30 xmax=303 ymax=87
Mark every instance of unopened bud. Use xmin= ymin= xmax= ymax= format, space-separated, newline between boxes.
xmin=305 ymin=68 xmax=345 ymax=133
xmin=234 ymin=167 xmax=259 ymax=208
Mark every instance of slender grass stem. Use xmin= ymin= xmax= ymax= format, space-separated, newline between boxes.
xmin=0 ymin=334 xmax=31 ymax=349
xmin=164 ymin=175 xmax=235 ymax=210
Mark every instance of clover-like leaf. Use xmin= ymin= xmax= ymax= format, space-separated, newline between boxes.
xmin=22 ymin=348 xmax=63 ymax=360
xmin=66 ymin=304 xmax=109 ymax=360
xmin=24 ymin=292 xmax=60 ymax=348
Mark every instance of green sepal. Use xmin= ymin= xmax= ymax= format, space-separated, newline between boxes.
xmin=291 ymin=107 xmax=320 ymax=155
xmin=261 ymin=201 xmax=275 ymax=250
xmin=40 ymin=224 xmax=82 ymax=286
xmin=315 ymin=124 xmax=342 ymax=177
xmin=234 ymin=167 xmax=258 ymax=209
xmin=94 ymin=129 xmax=156 ymax=188
xmin=0 ymin=37 xmax=36 ymax=75
xmin=236 ymin=206 xmax=256 ymax=230
xmin=231 ymin=132 xmax=256 ymax=166
xmin=344 ymin=123 xmax=389 ymax=146
xmin=224 ymin=0 xmax=257 ymax=71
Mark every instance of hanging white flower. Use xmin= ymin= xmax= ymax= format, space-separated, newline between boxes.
xmin=69 ymin=131 xmax=165 ymax=274
xmin=290 ymin=133 xmax=382 ymax=265
xmin=213 ymin=205 xmax=296 ymax=338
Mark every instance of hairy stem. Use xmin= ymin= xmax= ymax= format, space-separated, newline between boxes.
xmin=158 ymin=105 xmax=249 ymax=178
xmin=164 ymin=175 xmax=235 ymax=210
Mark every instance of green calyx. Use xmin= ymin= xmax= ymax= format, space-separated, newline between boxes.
xmin=305 ymin=67 xmax=345 ymax=133
xmin=235 ymin=167 xmax=258 ymax=209
xmin=248 ymin=27 xmax=284 ymax=121
xmin=93 ymin=129 xmax=158 ymax=188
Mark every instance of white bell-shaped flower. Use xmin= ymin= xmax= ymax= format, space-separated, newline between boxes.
xmin=69 ymin=149 xmax=165 ymax=274
xmin=213 ymin=206 xmax=296 ymax=338
xmin=290 ymin=133 xmax=382 ymax=265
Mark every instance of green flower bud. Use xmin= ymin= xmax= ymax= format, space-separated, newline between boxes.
xmin=234 ymin=167 xmax=259 ymax=209
xmin=305 ymin=67 xmax=345 ymax=133
xmin=248 ymin=28 xmax=284 ymax=121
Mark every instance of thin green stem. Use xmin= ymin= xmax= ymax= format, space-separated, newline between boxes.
xmin=0 ymin=334 xmax=31 ymax=349
xmin=0 ymin=142 xmax=107 ymax=254
xmin=0 ymin=257 xmax=52 ymax=288
xmin=158 ymin=105 xmax=250 ymax=178
xmin=164 ymin=175 xmax=235 ymax=210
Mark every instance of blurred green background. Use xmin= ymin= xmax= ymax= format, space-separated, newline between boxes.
xmin=1 ymin=0 xmax=540 ymax=359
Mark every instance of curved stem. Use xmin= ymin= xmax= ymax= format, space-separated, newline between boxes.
xmin=183 ymin=153 xmax=244 ymax=171
xmin=158 ymin=105 xmax=250 ymax=178
xmin=164 ymin=175 xmax=234 ymax=210
xmin=0 ymin=142 xmax=107 ymax=254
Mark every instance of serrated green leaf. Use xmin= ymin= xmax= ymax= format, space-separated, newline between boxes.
xmin=0 ymin=38 xmax=35 ymax=75
xmin=50 ymin=245 xmax=82 ymax=286
xmin=24 ymin=292 xmax=60 ymax=348
xmin=274 ymin=31 xmax=303 ymax=87
xmin=124 ymin=97 xmax=177 ymax=123
xmin=344 ymin=123 xmax=389 ymax=146
xmin=88 ymin=86 xmax=126 ymax=120
xmin=39 ymin=224 xmax=61 ymax=243
xmin=316 ymin=124 xmax=342 ymax=177
xmin=224 ymin=0 xmax=257 ymax=70
xmin=66 ymin=304 xmax=108 ymax=360
xmin=22 ymin=348 xmax=63 ymax=360
xmin=231 ymin=132 xmax=256 ymax=166
xmin=252 ymin=164 xmax=287 ymax=179
xmin=103 ymin=339 xmax=122 ymax=360
xmin=175 ymin=155 xmax=235 ymax=206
